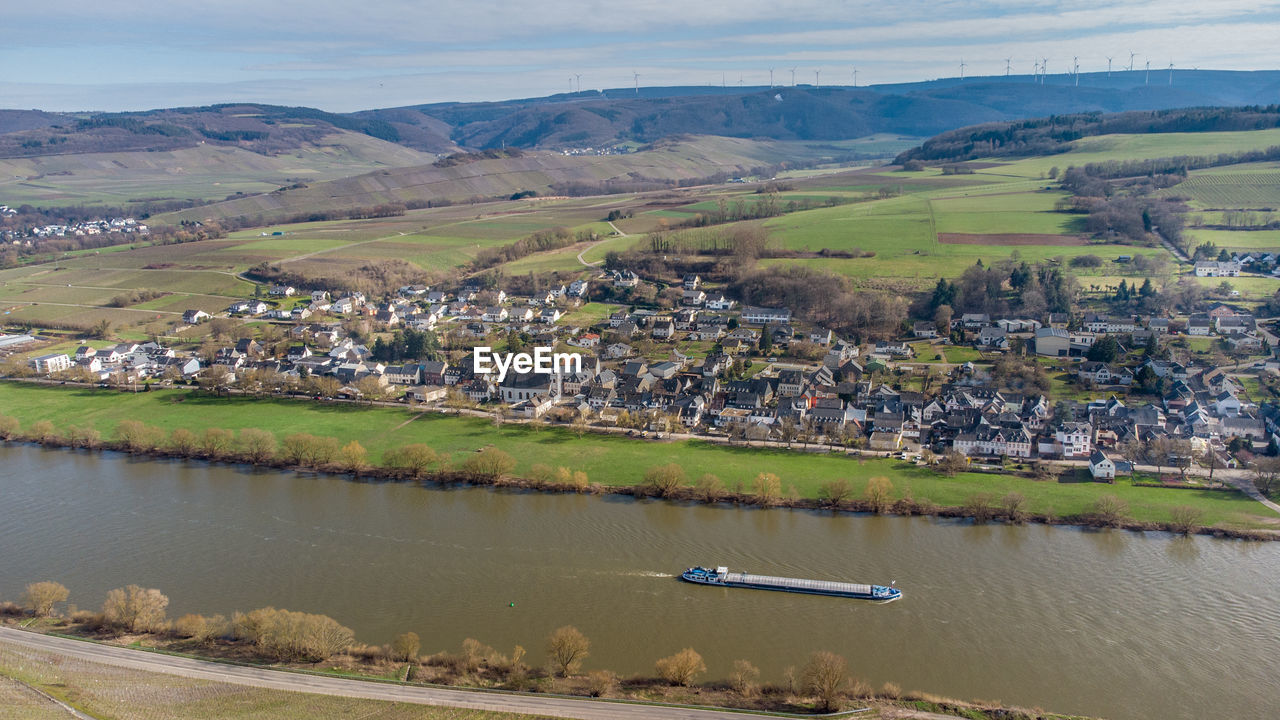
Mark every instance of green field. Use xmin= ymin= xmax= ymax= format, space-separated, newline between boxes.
xmin=0 ymin=640 xmax=550 ymax=720
xmin=1185 ymin=228 xmax=1280 ymax=251
xmin=0 ymin=383 xmax=1274 ymax=531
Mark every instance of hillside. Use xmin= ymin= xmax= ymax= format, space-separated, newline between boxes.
xmin=160 ymin=136 xmax=886 ymax=224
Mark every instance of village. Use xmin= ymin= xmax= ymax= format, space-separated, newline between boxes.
xmin=10 ymin=264 xmax=1280 ymax=483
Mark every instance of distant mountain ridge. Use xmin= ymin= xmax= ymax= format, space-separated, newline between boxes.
xmin=4 ymin=70 xmax=1280 ymax=159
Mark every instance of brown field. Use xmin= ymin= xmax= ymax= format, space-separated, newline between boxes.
xmin=937 ymin=232 xmax=1089 ymax=246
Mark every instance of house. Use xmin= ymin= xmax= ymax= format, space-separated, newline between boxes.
xmin=1194 ymin=261 xmax=1241 ymax=277
xmin=29 ymin=353 xmax=72 ymax=374
xmin=705 ymin=294 xmax=736 ymax=311
xmin=911 ymin=320 xmax=942 ymax=338
xmin=873 ymin=342 xmax=913 ymax=358
xmin=976 ymin=326 xmax=1008 ymax=348
xmin=1089 ymin=450 xmax=1116 ymax=480
xmin=407 ymin=385 xmax=449 ymax=403
xmin=1055 ymin=422 xmax=1093 ymax=459
xmin=681 ymin=289 xmax=706 ymax=306
xmin=567 ymin=279 xmax=589 ymax=297
xmin=605 ymin=342 xmax=633 ymax=359
xmin=482 ymin=306 xmax=509 ymax=323
xmin=1186 ymin=315 xmax=1212 ymax=336
xmin=740 ymin=306 xmax=792 ymax=325
xmin=228 ymin=300 xmax=268 ymax=315
xmin=682 ymin=274 xmax=702 ymax=290
xmin=650 ymin=317 xmax=676 ymax=339
xmin=1047 ymin=313 xmax=1070 ymax=329
xmin=384 ymin=364 xmax=423 ymax=385
xmin=268 ymin=285 xmax=296 ymax=297
xmin=182 ymin=309 xmax=211 ymax=324
xmin=611 ymin=269 xmax=640 ymax=287
xmin=1034 ymin=327 xmax=1071 ymax=357
xmin=959 ymin=313 xmax=990 ymax=329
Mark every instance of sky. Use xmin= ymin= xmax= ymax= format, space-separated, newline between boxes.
xmin=4 ymin=0 xmax=1280 ymax=112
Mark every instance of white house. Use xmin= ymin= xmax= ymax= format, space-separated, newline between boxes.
xmin=30 ymin=353 xmax=72 ymax=374
xmin=1089 ymin=449 xmax=1116 ymax=480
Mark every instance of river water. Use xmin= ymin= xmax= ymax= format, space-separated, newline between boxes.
xmin=1 ymin=444 xmax=1277 ymax=719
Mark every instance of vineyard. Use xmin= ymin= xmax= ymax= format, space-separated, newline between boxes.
xmin=1169 ymin=172 xmax=1280 ymax=208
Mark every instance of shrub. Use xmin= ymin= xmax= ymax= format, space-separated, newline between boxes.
xmin=173 ymin=613 xmax=226 ymax=642
xmin=655 ymin=647 xmax=706 ymax=686
xmin=337 ymin=441 xmax=368 ymax=474
xmin=963 ymin=493 xmax=996 ymax=523
xmin=586 ymin=669 xmax=618 ymax=697
xmin=236 ymin=607 xmax=354 ymax=662
xmin=200 ymin=427 xmax=235 ymax=458
xmin=752 ymin=472 xmax=782 ymax=506
xmin=0 ymin=414 xmax=19 ymax=439
xmin=168 ymin=428 xmax=198 ymax=456
xmin=28 ymin=419 xmax=57 ymax=444
xmin=383 ymin=444 xmax=437 ymax=478
xmin=461 ymin=447 xmax=516 ymax=479
xmin=694 ymin=473 xmax=725 ymax=503
xmin=1001 ymin=492 xmax=1028 ymax=524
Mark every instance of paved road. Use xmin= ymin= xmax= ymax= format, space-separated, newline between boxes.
xmin=0 ymin=628 xmax=815 ymax=720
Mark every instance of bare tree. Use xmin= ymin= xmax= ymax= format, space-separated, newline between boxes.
xmin=1168 ymin=505 xmax=1203 ymax=534
xmin=460 ymin=447 xmax=516 ymax=479
xmin=337 ymin=441 xmax=368 ymax=474
xmin=655 ymin=647 xmax=706 ymax=686
xmin=730 ymin=659 xmax=761 ymax=697
xmin=546 ymin=625 xmax=590 ymax=677
xmin=200 ymin=427 xmax=235 ymax=458
xmin=963 ymin=492 xmax=996 ymax=523
xmin=802 ymin=650 xmax=848 ymax=712
xmin=168 ymin=428 xmax=198 ymax=457
xmin=938 ymin=450 xmax=969 ymax=476
xmin=1089 ymin=494 xmax=1130 ymax=527
xmin=753 ymin=472 xmax=782 ymax=506
xmin=0 ymin=414 xmax=19 ymax=440
xmin=23 ymin=581 xmax=69 ymax=617
xmin=817 ymin=478 xmax=852 ymax=508
xmin=1001 ymin=492 xmax=1028 ymax=523
xmin=1251 ymin=456 xmax=1280 ymax=496
xmin=694 ymin=473 xmax=726 ymax=503
xmin=863 ymin=476 xmax=894 ymax=513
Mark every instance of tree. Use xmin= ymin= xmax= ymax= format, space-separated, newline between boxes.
xmin=546 ymin=625 xmax=589 ymax=676
xmin=963 ymin=493 xmax=996 ymax=523
xmin=102 ymin=585 xmax=169 ymax=632
xmin=644 ymin=463 xmax=686 ymax=497
xmin=1001 ymin=492 xmax=1027 ymax=523
xmin=1168 ymin=505 xmax=1203 ymax=534
xmin=694 ymin=473 xmax=725 ymax=503
xmin=938 ymin=450 xmax=968 ymax=476
xmin=752 ymin=472 xmax=782 ymax=506
xmin=586 ymin=669 xmax=618 ymax=697
xmin=802 ymin=650 xmax=848 ymax=712
xmin=0 ymin=414 xmax=19 ymax=440
xmin=337 ymin=441 xmax=368 ymax=474
xmin=237 ymin=428 xmax=277 ymax=463
xmin=933 ymin=304 xmax=953 ymax=334
xmin=236 ymin=607 xmax=354 ymax=662
xmin=1090 ymin=494 xmax=1129 ymax=526
xmin=200 ymin=427 xmax=235 ymax=458
xmin=384 ymin=444 xmax=438 ymax=478
xmin=23 ymin=581 xmax=69 ymax=617
xmin=1251 ymin=456 xmax=1280 ymax=496
xmin=1086 ymin=335 xmax=1122 ymax=363
xmin=168 ymin=428 xmax=198 ymax=457
xmin=391 ymin=631 xmax=421 ymax=662
xmin=460 ymin=447 xmax=516 ymax=479
xmin=729 ymin=659 xmax=761 ymax=697
xmin=863 ymin=476 xmax=893 ymax=513
xmin=817 ymin=478 xmax=852 ymax=508
xmin=655 ymin=647 xmax=706 ymax=686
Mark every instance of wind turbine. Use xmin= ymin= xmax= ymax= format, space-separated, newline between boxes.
xmin=1073 ymin=56 xmax=1079 ymax=86
xmin=1128 ymin=51 xmax=1136 ymax=72
xmin=959 ymin=58 xmax=966 ymax=80
xmin=633 ymin=71 xmax=640 ymax=95
xmin=1168 ymin=61 xmax=1174 ymax=85
xmin=1005 ymin=57 xmax=1012 ymax=76
xmin=852 ymin=66 xmax=858 ymax=87
xmin=814 ymin=69 xmax=821 ymax=88
xmin=768 ymin=67 xmax=775 ymax=88
xmin=1145 ymin=59 xmax=1150 ymax=85
xmin=1033 ymin=58 xmax=1040 ymax=81
xmin=575 ymin=73 xmax=582 ymax=92
xmin=1105 ymin=57 xmax=1113 ymax=77
xmin=1041 ymin=57 xmax=1049 ymax=83
xmin=569 ymin=77 xmax=574 ymax=94
xmin=790 ymin=67 xmax=797 ymax=86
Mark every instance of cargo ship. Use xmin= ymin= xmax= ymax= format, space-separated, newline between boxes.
xmin=680 ymin=566 xmax=901 ymax=602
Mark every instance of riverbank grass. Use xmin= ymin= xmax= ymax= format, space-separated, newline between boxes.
xmin=0 ymin=383 xmax=1276 ymax=531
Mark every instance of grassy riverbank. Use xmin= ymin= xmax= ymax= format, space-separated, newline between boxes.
xmin=1 ymin=382 xmax=1277 ymax=532
xmin=0 ymin=637 xmax=551 ymax=720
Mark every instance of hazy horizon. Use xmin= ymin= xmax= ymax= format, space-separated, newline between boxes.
xmin=4 ymin=0 xmax=1280 ymax=113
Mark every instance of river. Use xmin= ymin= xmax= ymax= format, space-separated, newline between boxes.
xmin=1 ymin=444 xmax=1277 ymax=719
